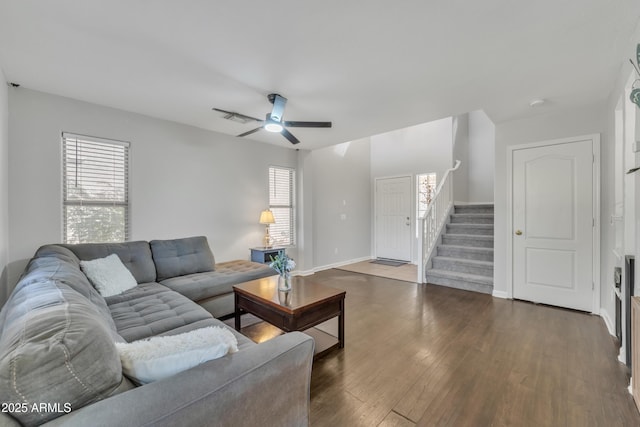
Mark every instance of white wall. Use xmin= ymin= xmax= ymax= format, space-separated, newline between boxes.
xmin=493 ymin=104 xmax=609 ymax=306
xmin=309 ymin=139 xmax=372 ymax=269
xmin=452 ymin=114 xmax=469 ymax=203
xmin=468 ymin=110 xmax=495 ymax=203
xmin=295 ymin=149 xmax=315 ymax=273
xmin=449 ymin=111 xmax=496 ymax=205
xmin=7 ymin=88 xmax=298 ymax=288
xmin=370 ymin=117 xmax=454 ymax=181
xmin=0 ymin=70 xmax=9 ymax=306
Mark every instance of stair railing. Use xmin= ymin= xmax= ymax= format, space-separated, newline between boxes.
xmin=417 ymin=160 xmax=461 ymax=283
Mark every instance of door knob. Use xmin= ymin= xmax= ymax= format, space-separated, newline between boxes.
xmin=515 ymin=230 xmax=523 ymax=236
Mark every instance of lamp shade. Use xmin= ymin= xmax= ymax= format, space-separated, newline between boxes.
xmin=259 ymin=209 xmax=275 ymax=224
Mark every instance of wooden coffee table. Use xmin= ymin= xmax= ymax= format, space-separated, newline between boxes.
xmin=233 ymin=275 xmax=345 ymax=358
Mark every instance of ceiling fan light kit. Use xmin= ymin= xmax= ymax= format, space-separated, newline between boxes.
xmin=214 ymin=93 xmax=332 ymax=145
xmin=264 ymin=121 xmax=284 ymax=133
xmin=264 ymin=112 xmax=284 ymax=133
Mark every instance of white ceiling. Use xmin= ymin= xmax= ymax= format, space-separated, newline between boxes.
xmin=1 ymin=1 xmax=639 ymax=150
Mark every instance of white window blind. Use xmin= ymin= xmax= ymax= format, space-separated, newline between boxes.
xmin=62 ymin=133 xmax=130 ymax=244
xmin=269 ymin=166 xmax=295 ymax=246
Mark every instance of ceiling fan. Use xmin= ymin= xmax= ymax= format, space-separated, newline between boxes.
xmin=213 ymin=93 xmax=332 ymax=145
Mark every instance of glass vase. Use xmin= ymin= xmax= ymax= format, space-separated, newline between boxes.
xmin=278 ymin=272 xmax=291 ymax=291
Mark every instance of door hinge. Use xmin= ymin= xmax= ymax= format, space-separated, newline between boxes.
xmin=592 ymin=282 xmax=595 ymax=290
xmin=593 ymin=218 xmax=595 ymax=227
xmin=593 ymin=154 xmax=595 ymax=163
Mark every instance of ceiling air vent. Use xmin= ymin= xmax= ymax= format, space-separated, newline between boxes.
xmin=220 ymin=112 xmax=253 ymax=124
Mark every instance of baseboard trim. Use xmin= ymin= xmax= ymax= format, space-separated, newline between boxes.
xmin=306 ymin=256 xmax=373 ymax=275
xmin=292 ymin=269 xmax=315 ymax=277
xmin=600 ymin=308 xmax=615 ymax=337
xmin=293 ymin=256 xmax=373 ymax=276
xmin=492 ymin=290 xmax=509 ymax=299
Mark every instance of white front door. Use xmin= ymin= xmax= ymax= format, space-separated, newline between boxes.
xmin=376 ymin=176 xmax=412 ymax=261
xmin=512 ymin=139 xmax=594 ymax=311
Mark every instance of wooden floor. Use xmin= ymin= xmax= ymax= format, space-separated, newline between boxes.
xmin=305 ymin=269 xmax=640 ymax=427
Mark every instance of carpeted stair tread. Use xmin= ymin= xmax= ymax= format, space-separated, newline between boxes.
xmin=426 ymin=269 xmax=493 ymax=285
xmin=447 ymin=223 xmax=494 ymax=229
xmin=454 ymin=205 xmax=495 ymax=214
xmin=425 ymin=269 xmax=494 ymax=294
xmin=437 ymin=245 xmax=494 ymax=261
xmin=441 ymin=234 xmax=494 ymax=248
xmin=431 ymin=256 xmax=493 ymax=277
xmin=442 ymin=234 xmax=494 ymax=241
xmin=450 ymin=215 xmax=494 ymax=225
xmin=451 ymin=213 xmax=494 ymax=217
xmin=438 ymin=244 xmax=494 ymax=253
xmin=446 ymin=223 xmax=494 ymax=236
xmin=455 ymin=204 xmax=494 ymax=209
xmin=432 ymin=256 xmax=493 ymax=267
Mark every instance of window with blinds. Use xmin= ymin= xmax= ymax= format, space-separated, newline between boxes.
xmin=62 ymin=133 xmax=130 ymax=244
xmin=269 ymin=166 xmax=295 ymax=246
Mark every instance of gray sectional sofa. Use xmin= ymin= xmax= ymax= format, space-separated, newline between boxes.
xmin=0 ymin=236 xmax=314 ymax=426
xmin=62 ymin=236 xmax=277 ymax=318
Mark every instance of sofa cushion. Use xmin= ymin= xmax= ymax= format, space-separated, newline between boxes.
xmin=80 ymin=254 xmax=138 ymax=297
xmin=0 ymin=279 xmax=125 ymax=427
xmin=116 ymin=326 xmax=238 ymax=384
xmin=106 ymin=282 xmax=219 ymax=342
xmin=150 ymin=236 xmax=215 ymax=281
xmin=160 ymin=259 xmax=275 ymax=302
xmin=61 ymin=241 xmax=157 ymax=284
xmin=28 ymin=245 xmax=117 ymax=335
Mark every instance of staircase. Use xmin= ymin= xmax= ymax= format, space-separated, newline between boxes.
xmin=425 ymin=204 xmax=494 ymax=294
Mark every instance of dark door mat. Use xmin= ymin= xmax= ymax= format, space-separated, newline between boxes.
xmin=370 ymin=259 xmax=408 ymax=267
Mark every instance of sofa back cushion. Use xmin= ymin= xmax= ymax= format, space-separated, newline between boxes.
xmin=29 ymin=245 xmax=116 ymax=333
xmin=150 ymin=236 xmax=215 ymax=281
xmin=61 ymin=240 xmax=157 ymax=283
xmin=0 ymin=277 xmax=125 ymax=426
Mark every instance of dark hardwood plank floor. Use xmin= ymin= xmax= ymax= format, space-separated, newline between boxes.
xmin=304 ymin=269 xmax=640 ymax=427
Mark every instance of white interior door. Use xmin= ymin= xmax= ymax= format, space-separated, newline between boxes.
xmin=512 ymin=139 xmax=594 ymax=311
xmin=376 ymin=176 xmax=412 ymax=261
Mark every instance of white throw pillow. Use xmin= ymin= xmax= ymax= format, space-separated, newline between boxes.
xmin=115 ymin=326 xmax=238 ymax=384
xmin=80 ymin=253 xmax=138 ymax=297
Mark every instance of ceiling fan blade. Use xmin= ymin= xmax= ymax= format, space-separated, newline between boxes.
xmin=237 ymin=127 xmax=263 ymax=137
xmin=281 ymin=128 xmax=300 ymax=145
xmin=283 ymin=121 xmax=332 ymax=128
xmin=270 ymin=94 xmax=287 ymax=122
xmin=213 ymin=108 xmax=262 ymax=123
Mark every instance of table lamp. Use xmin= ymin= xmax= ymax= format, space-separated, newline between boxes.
xmin=259 ymin=209 xmax=275 ymax=248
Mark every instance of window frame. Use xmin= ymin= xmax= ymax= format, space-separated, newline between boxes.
xmin=62 ymin=132 xmax=130 ymax=244
xmin=268 ymin=165 xmax=296 ymax=247
xmin=416 ymin=172 xmax=437 ymax=219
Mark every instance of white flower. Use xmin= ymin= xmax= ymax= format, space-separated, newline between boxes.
xmin=269 ymin=253 xmax=295 ymax=274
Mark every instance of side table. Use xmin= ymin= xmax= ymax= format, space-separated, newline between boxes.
xmin=250 ymin=247 xmax=285 ymax=264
